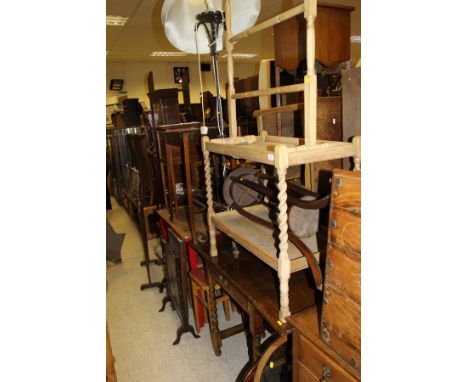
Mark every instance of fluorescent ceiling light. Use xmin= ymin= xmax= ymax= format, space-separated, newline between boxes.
xmin=150 ymin=51 xmax=187 ymax=57
xmin=233 ymin=53 xmax=257 ymax=58
xmin=106 ymin=15 xmax=128 ymax=26
xmin=350 ymin=35 xmax=361 ymax=43
xmin=221 ymin=53 xmax=258 ymax=59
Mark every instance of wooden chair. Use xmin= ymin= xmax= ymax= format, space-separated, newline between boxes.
xmin=189 ymin=267 xmax=232 ymax=334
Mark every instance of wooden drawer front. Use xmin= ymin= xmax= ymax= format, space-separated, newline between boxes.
xmin=208 ymin=266 xmax=249 ymax=312
xmin=297 ymin=334 xmax=357 ymax=382
xmin=297 ymin=361 xmax=319 ymax=382
xmin=325 ymin=245 xmax=360 ymax=304
xmin=331 ymin=173 xmax=360 ymax=211
xmin=329 ymin=207 xmax=360 ymax=254
xmin=321 ymin=288 xmax=361 ymax=372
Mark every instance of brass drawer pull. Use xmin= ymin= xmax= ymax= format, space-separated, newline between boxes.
xmin=320 ymin=365 xmax=332 ymax=381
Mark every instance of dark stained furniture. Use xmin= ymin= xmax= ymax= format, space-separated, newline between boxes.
xmin=157 ymin=207 xmax=207 ymax=345
xmin=147 ymin=88 xmax=181 ymax=126
xmin=274 ymin=3 xmax=355 ymax=71
xmin=154 ymin=122 xmax=223 ymax=244
xmin=191 ymin=235 xmax=319 ymax=362
xmin=159 ymin=224 xmax=199 ymax=345
xmin=125 ymin=133 xmax=164 ymax=291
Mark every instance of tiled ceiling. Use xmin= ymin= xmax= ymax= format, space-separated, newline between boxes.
xmin=106 ymin=0 xmax=359 ymax=63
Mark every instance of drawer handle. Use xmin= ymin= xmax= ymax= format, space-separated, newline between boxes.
xmin=320 ymin=365 xmax=332 ymax=381
xmin=218 ymin=275 xmax=229 ymax=289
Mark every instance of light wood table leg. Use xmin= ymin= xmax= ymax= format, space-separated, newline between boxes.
xmin=202 ymin=137 xmax=218 ymax=257
xmin=275 ymin=145 xmax=291 ymax=322
xmin=353 ymin=135 xmax=361 ymax=171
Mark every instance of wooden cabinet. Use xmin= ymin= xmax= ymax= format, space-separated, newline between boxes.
xmin=287 ymin=170 xmax=361 ymax=382
xmin=321 ymin=170 xmax=361 ymax=372
xmin=147 ymin=88 xmax=180 ymax=126
xmin=274 ymin=4 xmax=355 ymax=71
xmin=289 ymin=307 xmax=359 ymax=382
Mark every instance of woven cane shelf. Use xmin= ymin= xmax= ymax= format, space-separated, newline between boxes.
xmin=211 ymin=204 xmax=319 ymax=273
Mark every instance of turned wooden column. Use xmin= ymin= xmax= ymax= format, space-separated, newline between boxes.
xmin=202 ymin=136 xmax=218 ymax=257
xmin=224 ymin=0 xmax=237 ymax=138
xmin=275 ymin=144 xmax=291 ymax=321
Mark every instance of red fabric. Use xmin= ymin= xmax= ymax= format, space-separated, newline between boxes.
xmin=159 ymin=216 xmax=167 ymax=242
xmin=187 ymin=244 xmax=202 ymax=271
xmin=188 ymin=245 xmax=206 ymax=329
xmin=190 ymin=267 xmax=207 ymax=285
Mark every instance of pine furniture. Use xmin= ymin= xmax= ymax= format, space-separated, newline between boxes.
xmin=202 ymin=0 xmax=361 ymax=323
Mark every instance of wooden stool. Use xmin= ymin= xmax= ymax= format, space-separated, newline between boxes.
xmin=189 ymin=268 xmax=231 ymax=334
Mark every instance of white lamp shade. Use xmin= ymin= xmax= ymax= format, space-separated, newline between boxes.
xmin=161 ymin=0 xmax=260 ymax=54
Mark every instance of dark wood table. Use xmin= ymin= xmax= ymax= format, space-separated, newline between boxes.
xmin=191 ymin=235 xmax=319 ymax=363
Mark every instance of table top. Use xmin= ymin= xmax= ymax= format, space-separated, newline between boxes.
xmin=157 ymin=207 xmax=207 ymax=241
xmin=192 ymin=235 xmax=318 ymax=335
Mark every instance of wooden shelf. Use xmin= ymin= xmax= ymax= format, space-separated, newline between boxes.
xmin=212 ymin=204 xmax=319 ymax=273
xmin=205 ymin=134 xmax=356 ymax=166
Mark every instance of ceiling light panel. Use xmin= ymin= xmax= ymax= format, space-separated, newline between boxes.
xmin=233 ymin=53 xmax=257 ymax=58
xmin=106 ymin=15 xmax=129 ymax=26
xmin=150 ymin=51 xmax=188 ymax=57
xmin=221 ymin=53 xmax=258 ymax=59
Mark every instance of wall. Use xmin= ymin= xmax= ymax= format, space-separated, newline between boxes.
xmin=106 ymin=61 xmax=259 ymax=107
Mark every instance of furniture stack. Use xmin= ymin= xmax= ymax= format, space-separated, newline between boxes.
xmin=287 ymin=169 xmax=361 ymax=381
xmin=202 ymin=0 xmax=361 ymax=324
xmin=106 ymin=1 xmax=362 ymax=380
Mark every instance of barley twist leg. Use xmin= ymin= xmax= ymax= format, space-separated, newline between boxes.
xmin=202 ymin=140 xmax=218 ymax=257
xmin=276 ymin=167 xmax=291 ymax=322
